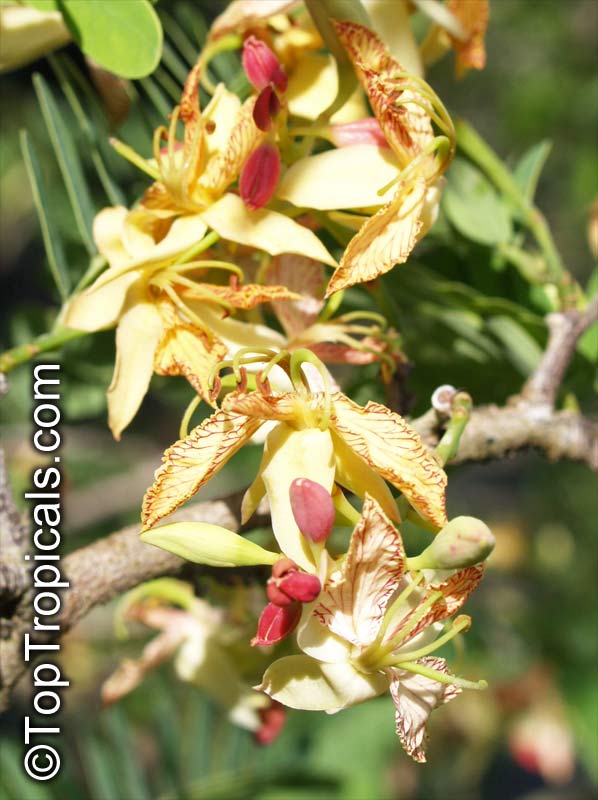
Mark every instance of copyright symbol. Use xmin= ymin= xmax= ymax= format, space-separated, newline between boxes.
xmin=23 ymin=745 xmax=60 ymax=781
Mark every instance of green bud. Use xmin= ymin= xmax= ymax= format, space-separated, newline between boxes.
xmin=407 ymin=516 xmax=495 ymax=571
xmin=140 ymin=522 xmax=280 ymax=568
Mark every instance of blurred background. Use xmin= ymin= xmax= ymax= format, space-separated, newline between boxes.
xmin=1 ymin=1 xmax=596 ymax=798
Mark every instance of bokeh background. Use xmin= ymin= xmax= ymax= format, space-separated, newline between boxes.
xmin=1 ymin=1 xmax=596 ymax=798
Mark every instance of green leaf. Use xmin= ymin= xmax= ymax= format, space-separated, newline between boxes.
xmin=23 ymin=1 xmax=59 ymax=9
xmin=443 ymin=158 xmax=513 ymax=246
xmin=486 ymin=315 xmax=543 ymax=376
xmin=19 ymin=130 xmax=70 ymax=300
xmin=48 ymin=54 xmax=125 ymax=207
xmin=512 ymin=139 xmax=552 ymax=202
xmin=58 ymin=0 xmax=163 ymax=79
xmin=32 ymin=72 xmax=96 ymax=254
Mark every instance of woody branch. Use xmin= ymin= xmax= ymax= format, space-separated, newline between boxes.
xmin=1 ymin=300 xmax=596 ymax=710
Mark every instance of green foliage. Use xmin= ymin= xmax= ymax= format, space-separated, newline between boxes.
xmin=443 ymin=158 xmax=513 ymax=246
xmin=25 ymin=0 xmax=163 ymax=79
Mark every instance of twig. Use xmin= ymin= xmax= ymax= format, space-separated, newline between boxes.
xmin=0 ymin=491 xmax=267 ymax=712
xmin=521 ymin=299 xmax=598 ymax=407
xmin=413 ymin=404 xmax=598 ymax=469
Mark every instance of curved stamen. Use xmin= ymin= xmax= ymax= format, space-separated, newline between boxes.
xmin=170 ymin=259 xmax=245 ymax=280
xmin=382 ymin=615 xmax=471 ymax=665
xmin=179 ymin=393 xmax=203 ymax=438
xmin=394 ymin=660 xmax=487 ymax=691
xmin=336 ymin=310 xmax=388 ymax=328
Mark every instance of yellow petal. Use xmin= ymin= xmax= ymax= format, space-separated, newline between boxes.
xmin=389 ymin=658 xmax=460 ymax=763
xmin=332 ymin=431 xmax=399 ymax=521
xmin=286 ymin=53 xmax=339 ymax=121
xmin=209 ymin=0 xmax=297 ymax=40
xmin=107 ymin=298 xmax=163 ymax=440
xmin=200 ymin=193 xmax=337 ymax=266
xmin=264 ymin=254 xmax=326 ymax=338
xmin=188 ymin=304 xmax=286 ymax=352
xmin=63 ymin=270 xmax=140 ymax=331
xmin=278 ymin=145 xmax=398 ymax=211
xmin=153 ymin=318 xmax=227 ymax=405
xmin=325 ymin=177 xmax=427 ymax=296
xmin=330 ymin=394 xmax=447 ymax=527
xmin=199 ymin=95 xmax=262 ymax=199
xmin=362 ymin=0 xmax=423 ymax=77
xmin=333 ymin=21 xmax=433 ymax=162
xmin=142 ymin=411 xmax=262 ymax=529
xmin=181 ymin=282 xmax=300 ymax=310
xmin=93 ymin=206 xmax=130 ymax=267
xmin=446 ymin=0 xmax=489 ymax=78
xmin=260 ymin=424 xmax=335 ymax=572
xmin=316 ymin=495 xmax=406 ymax=647
xmin=91 ymin=212 xmax=208 ymax=291
xmin=258 ymin=655 xmax=387 ymax=711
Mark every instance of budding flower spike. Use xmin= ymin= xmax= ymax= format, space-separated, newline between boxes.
xmin=255 ymin=558 xmax=322 ymax=646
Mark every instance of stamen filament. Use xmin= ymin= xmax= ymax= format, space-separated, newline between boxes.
xmin=170 ymin=259 xmax=245 ymax=280
xmin=386 ymin=616 xmax=471 ymax=664
xmin=337 ymin=310 xmax=388 ymax=327
xmin=109 ymin=137 xmax=161 ymax=180
xmin=394 ymin=660 xmax=487 ymax=691
xmin=378 ymin=589 xmax=444 ymax=657
xmin=180 ymin=394 xmax=202 ymax=438
xmin=160 ymin=282 xmax=209 ymax=329
xmin=374 ymin=573 xmax=425 ymax=644
xmin=173 ymin=231 xmax=221 ymax=265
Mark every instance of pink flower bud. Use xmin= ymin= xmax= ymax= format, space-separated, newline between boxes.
xmin=289 ymin=478 xmax=335 ymax=543
xmin=242 ymin=35 xmax=288 ymax=93
xmin=330 ymin=118 xmax=389 ymax=148
xmin=251 ymin=602 xmax=301 ymax=647
xmin=239 ymin=143 xmax=281 ymax=210
xmin=278 ymin=571 xmax=321 ymax=603
xmin=271 ymin=557 xmax=297 ymax=579
xmin=255 ymin=700 xmax=286 ymax=745
xmin=253 ymin=85 xmax=281 ymax=132
xmin=266 ymin=579 xmax=295 ymax=607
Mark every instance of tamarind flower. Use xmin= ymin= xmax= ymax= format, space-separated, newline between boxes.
xmin=141 ymin=351 xmax=447 ymax=572
xmin=258 ymin=496 xmax=488 ymax=762
xmin=111 ymin=54 xmax=336 ymax=265
xmin=63 ymin=206 xmax=299 ymax=439
xmin=278 ymin=22 xmax=455 ymax=296
xmin=101 ymin=579 xmax=285 ymax=743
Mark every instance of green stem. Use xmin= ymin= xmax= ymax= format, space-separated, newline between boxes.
xmin=455 ymin=119 xmax=576 ymax=307
xmin=0 ymin=327 xmax=87 ymax=373
xmin=435 ymin=391 xmax=472 ymax=465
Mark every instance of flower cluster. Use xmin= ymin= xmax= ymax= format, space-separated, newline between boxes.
xmin=70 ymin=0 xmax=491 ymax=760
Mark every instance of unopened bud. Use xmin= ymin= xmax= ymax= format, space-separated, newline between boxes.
xmin=330 ymin=118 xmax=388 ymax=148
xmin=408 ymin=516 xmax=495 ymax=571
xmin=253 ymin=85 xmax=281 ymax=132
xmin=289 ymin=478 xmax=335 ymax=543
xmin=242 ymin=35 xmax=287 ymax=92
xmin=255 ymin=700 xmax=286 ymax=745
xmin=251 ymin=602 xmax=301 ymax=647
xmin=431 ymin=384 xmax=457 ymax=415
xmin=267 ymin=558 xmax=321 ymax=606
xmin=239 ymin=143 xmax=281 ymax=210
xmin=278 ymin=571 xmax=321 ymax=603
